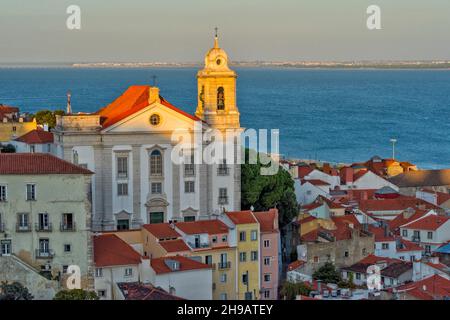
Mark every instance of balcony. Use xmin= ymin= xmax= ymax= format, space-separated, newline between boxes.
xmin=217 ymin=167 xmax=230 ymax=176
xmin=60 ymin=222 xmax=76 ymax=232
xmin=218 ymin=262 xmax=231 ymax=270
xmin=218 ymin=197 xmax=229 ymax=205
xmin=0 ymin=223 xmax=5 ymax=233
xmin=412 ymin=235 xmax=421 ymax=243
xmin=35 ymin=223 xmax=53 ymax=232
xmin=184 ymin=166 xmax=195 ymax=177
xmin=35 ymin=249 xmax=55 ymax=259
xmin=188 ymin=241 xmax=211 ymax=249
xmin=16 ymin=223 xmax=31 ymax=232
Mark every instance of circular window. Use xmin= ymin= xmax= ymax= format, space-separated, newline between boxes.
xmin=150 ymin=114 xmax=161 ymax=126
xmin=216 ymin=59 xmax=222 ymax=65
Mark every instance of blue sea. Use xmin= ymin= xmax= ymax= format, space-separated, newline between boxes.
xmin=1 ymin=67 xmax=450 ymax=169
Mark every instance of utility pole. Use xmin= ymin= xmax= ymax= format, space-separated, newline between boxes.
xmin=390 ymin=138 xmax=397 ymax=160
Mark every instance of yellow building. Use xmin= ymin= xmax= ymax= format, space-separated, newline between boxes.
xmin=0 ymin=105 xmax=37 ymax=142
xmin=224 ymin=211 xmax=261 ymax=300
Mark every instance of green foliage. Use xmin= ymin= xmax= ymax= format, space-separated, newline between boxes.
xmin=241 ymin=148 xmax=298 ymax=228
xmin=312 ymin=262 xmax=342 ymax=284
xmin=53 ymin=289 xmax=99 ymax=300
xmin=280 ymin=281 xmax=312 ymax=300
xmin=0 ymin=143 xmax=16 ymax=153
xmin=35 ymin=109 xmax=65 ymax=128
xmin=0 ymin=281 xmax=33 ymax=300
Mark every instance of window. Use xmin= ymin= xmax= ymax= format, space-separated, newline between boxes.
xmin=124 ymin=268 xmax=133 ymax=277
xmin=218 ymin=188 xmax=228 ymax=204
xmin=344 ymin=251 xmax=349 ymax=258
xmin=425 ymin=245 xmax=431 ymax=254
xmin=184 ymin=153 xmax=195 ymax=176
xmin=251 ymin=251 xmax=258 ymax=261
xmin=38 ymin=213 xmax=50 ymax=231
xmin=218 ymin=159 xmax=229 ymax=175
xmin=264 ymin=257 xmax=271 ymax=266
xmin=242 ymin=273 xmax=248 ymax=284
xmin=222 ymin=235 xmax=228 ymax=242
xmin=263 ymin=290 xmax=270 ymax=299
xmin=313 ymin=256 xmax=319 ymax=263
xmin=239 ymin=252 xmax=247 ymax=262
xmin=26 ymin=184 xmax=36 ymax=201
xmin=362 ymin=248 xmax=367 ymax=255
xmin=184 ymin=181 xmax=195 ymax=193
xmin=64 ymin=244 xmax=72 ymax=252
xmin=217 ymin=87 xmax=225 ymax=110
xmin=399 ymin=256 xmax=405 ymax=260
xmin=149 ymin=212 xmax=164 ymax=224
xmin=95 ymin=268 xmax=103 ymax=278
xmin=1 ymin=240 xmax=11 ymax=256
xmin=356 ymin=273 xmax=361 ymax=280
xmin=151 ymin=182 xmax=162 ymax=194
xmin=97 ymin=290 xmax=106 ymax=298
xmin=117 ymin=156 xmax=128 ymax=178
xmin=245 ymin=292 xmax=253 ymax=300
xmin=17 ymin=213 xmax=29 ymax=230
xmin=212 ymin=236 xmax=218 ymax=243
xmin=382 ymin=243 xmax=389 ymax=250
xmin=117 ymin=219 xmax=130 ymax=231
xmin=205 ymin=255 xmax=212 ymax=265
xmin=427 ymin=232 xmax=433 ymax=240
xmin=251 ymin=230 xmax=258 ymax=241
xmin=30 ymin=145 xmax=35 ymax=153
xmin=62 ymin=265 xmax=69 ymax=273
xmin=150 ymin=150 xmax=163 ymax=176
xmin=117 ymin=183 xmax=128 ymax=196
xmin=62 ymin=213 xmax=74 ymax=231
xmin=220 ymin=273 xmax=227 ymax=283
xmin=264 ymin=274 xmax=271 ymax=282
xmin=264 ymin=240 xmax=270 ymax=248
xmin=239 ymin=231 xmax=246 ymax=242
xmin=220 ymin=293 xmax=227 ymax=300
xmin=38 ymin=239 xmax=50 ymax=255
xmin=184 ymin=216 xmax=195 ymax=222
xmin=150 ymin=114 xmax=161 ymax=126
xmin=410 ymin=255 xmax=416 ymax=262
xmin=402 ymin=229 xmax=408 ymax=237
xmin=0 ymin=185 xmax=7 ymax=201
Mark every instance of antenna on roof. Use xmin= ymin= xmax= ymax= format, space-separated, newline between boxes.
xmin=66 ymin=90 xmax=72 ymax=114
xmin=152 ymin=75 xmax=157 ymax=87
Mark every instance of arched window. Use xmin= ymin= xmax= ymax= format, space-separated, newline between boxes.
xmin=217 ymin=87 xmax=225 ymax=110
xmin=150 ymin=150 xmax=163 ymax=176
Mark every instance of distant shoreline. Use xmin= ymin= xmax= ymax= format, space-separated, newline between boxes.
xmin=1 ymin=61 xmax=450 ymax=70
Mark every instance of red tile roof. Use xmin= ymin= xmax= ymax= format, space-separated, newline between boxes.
xmin=401 ymin=214 xmax=449 ymax=231
xmin=255 ymin=213 xmax=278 ymax=231
xmin=302 ymin=179 xmax=330 ymax=186
xmin=175 ymin=220 xmax=229 ymax=235
xmin=388 ymin=209 xmax=429 ymax=231
xmin=396 ymin=239 xmax=423 ymax=252
xmin=359 ymin=196 xmax=438 ymax=213
xmin=288 ymin=260 xmax=306 ymax=271
xmin=14 ymin=129 xmax=53 ymax=144
xmin=332 ymin=214 xmax=361 ymax=229
xmin=225 ymin=211 xmax=258 ymax=225
xmin=94 ymin=234 xmax=142 ymax=267
xmin=395 ymin=275 xmax=450 ymax=300
xmin=143 ymin=223 xmax=180 ymax=239
xmin=117 ymin=282 xmax=184 ymax=300
xmin=97 ymin=85 xmax=200 ymax=129
xmin=150 ymin=256 xmax=211 ymax=274
xmin=368 ymin=226 xmax=395 ymax=242
xmin=0 ymin=153 xmax=93 ymax=175
xmin=159 ymin=239 xmax=190 ymax=253
xmin=0 ymin=105 xmax=19 ymax=118
xmin=298 ymin=215 xmax=317 ymax=224
xmin=253 ymin=209 xmax=279 ymax=233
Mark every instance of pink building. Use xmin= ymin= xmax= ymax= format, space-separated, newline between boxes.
xmin=253 ymin=209 xmax=280 ymax=300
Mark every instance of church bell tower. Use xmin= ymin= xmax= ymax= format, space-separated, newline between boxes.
xmin=195 ymin=29 xmax=240 ymax=130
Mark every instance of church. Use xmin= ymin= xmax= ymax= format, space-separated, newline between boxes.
xmin=53 ymin=34 xmax=242 ymax=231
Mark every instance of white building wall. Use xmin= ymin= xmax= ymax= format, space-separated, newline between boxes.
xmin=153 ymin=269 xmax=212 ymax=300
xmin=94 ymin=264 xmax=140 ymax=300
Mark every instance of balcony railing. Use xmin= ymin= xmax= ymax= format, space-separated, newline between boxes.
xmin=35 ymin=249 xmax=55 ymax=259
xmin=35 ymin=223 xmax=53 ymax=232
xmin=0 ymin=223 xmax=5 ymax=233
xmin=184 ymin=166 xmax=195 ymax=177
xmin=188 ymin=241 xmax=211 ymax=249
xmin=16 ymin=223 xmax=31 ymax=232
xmin=217 ymin=167 xmax=230 ymax=176
xmin=218 ymin=197 xmax=229 ymax=205
xmin=60 ymin=222 xmax=76 ymax=232
xmin=218 ymin=262 xmax=231 ymax=270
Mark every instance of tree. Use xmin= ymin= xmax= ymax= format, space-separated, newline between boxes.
xmin=53 ymin=289 xmax=99 ymax=300
xmin=0 ymin=143 xmax=16 ymax=153
xmin=35 ymin=109 xmax=65 ymax=128
xmin=312 ymin=262 xmax=342 ymax=284
xmin=280 ymin=281 xmax=312 ymax=300
xmin=241 ymin=148 xmax=298 ymax=228
xmin=0 ymin=282 xmax=33 ymax=300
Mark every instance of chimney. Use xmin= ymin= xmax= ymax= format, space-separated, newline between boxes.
xmin=361 ymin=191 xmax=368 ymax=201
xmin=341 ymin=167 xmax=354 ymax=185
xmin=140 ymin=257 xmax=152 ymax=284
xmin=148 ymin=87 xmax=161 ymax=105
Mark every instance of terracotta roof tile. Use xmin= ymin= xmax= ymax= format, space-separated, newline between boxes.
xmin=0 ymin=153 xmax=93 ymax=175
xmin=159 ymin=239 xmax=190 ymax=253
xmin=395 ymin=275 xmax=450 ymax=300
xmin=288 ymin=260 xmax=306 ymax=271
xmin=401 ymin=214 xmax=449 ymax=231
xmin=150 ymin=256 xmax=211 ymax=274
xmin=253 ymin=209 xmax=279 ymax=233
xmin=94 ymin=234 xmax=142 ymax=267
xmin=175 ymin=220 xmax=229 ymax=235
xmin=225 ymin=211 xmax=258 ymax=225
xmin=143 ymin=223 xmax=180 ymax=239
xmin=117 ymin=282 xmax=184 ymax=300
xmin=14 ymin=129 xmax=53 ymax=144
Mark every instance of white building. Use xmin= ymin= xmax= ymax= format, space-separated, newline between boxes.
xmin=10 ymin=129 xmax=55 ymax=154
xmin=295 ymin=179 xmax=331 ymax=205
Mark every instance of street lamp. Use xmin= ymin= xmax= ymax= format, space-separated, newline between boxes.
xmin=390 ymin=139 xmax=397 ymax=160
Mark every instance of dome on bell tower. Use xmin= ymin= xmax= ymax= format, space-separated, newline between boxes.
xmin=204 ymin=35 xmax=231 ymax=72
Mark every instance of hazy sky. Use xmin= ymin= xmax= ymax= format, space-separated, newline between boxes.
xmin=1 ymin=0 xmax=450 ymax=63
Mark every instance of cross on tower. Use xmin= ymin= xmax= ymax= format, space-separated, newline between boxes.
xmin=215 ymin=27 xmax=218 ymax=38
xmin=152 ymin=75 xmax=157 ymax=87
